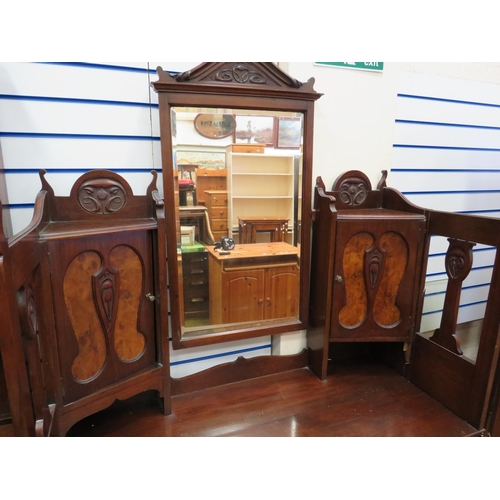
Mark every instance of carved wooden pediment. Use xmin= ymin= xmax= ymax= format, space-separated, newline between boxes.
xmin=152 ymin=62 xmax=322 ymax=100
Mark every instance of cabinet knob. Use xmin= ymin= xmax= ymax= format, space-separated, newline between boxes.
xmin=145 ymin=293 xmax=156 ymax=302
xmin=335 ymin=275 xmax=343 ymax=283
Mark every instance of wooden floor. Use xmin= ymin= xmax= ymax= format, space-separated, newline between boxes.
xmin=0 ymin=358 xmax=479 ymax=437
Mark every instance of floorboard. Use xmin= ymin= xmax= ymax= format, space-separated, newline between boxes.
xmin=0 ymin=359 xmax=479 ymax=437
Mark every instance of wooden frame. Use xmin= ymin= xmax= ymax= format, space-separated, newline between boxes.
xmin=152 ymin=62 xmax=322 ymax=352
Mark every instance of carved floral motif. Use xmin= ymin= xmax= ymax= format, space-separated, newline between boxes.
xmin=214 ymin=64 xmax=267 ymax=85
xmin=77 ymin=179 xmax=127 ymax=214
xmin=338 ymin=179 xmax=368 ymax=206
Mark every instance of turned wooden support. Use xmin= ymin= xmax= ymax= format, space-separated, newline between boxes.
xmin=430 ymin=238 xmax=476 ymax=355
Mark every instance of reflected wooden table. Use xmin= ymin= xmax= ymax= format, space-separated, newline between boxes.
xmin=238 ymin=216 xmax=289 ymax=244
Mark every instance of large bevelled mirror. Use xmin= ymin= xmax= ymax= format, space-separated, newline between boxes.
xmin=152 ymin=63 xmax=321 ymax=349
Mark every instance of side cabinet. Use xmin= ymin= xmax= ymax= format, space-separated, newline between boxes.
xmin=308 ymin=171 xmax=429 ymax=379
xmin=330 ymin=210 xmax=426 ymax=342
xmin=36 ymin=170 xmax=170 ymax=436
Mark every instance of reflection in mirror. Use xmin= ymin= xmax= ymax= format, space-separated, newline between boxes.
xmin=418 ymin=236 xmax=495 ymax=363
xmin=171 ymin=107 xmax=304 ymax=339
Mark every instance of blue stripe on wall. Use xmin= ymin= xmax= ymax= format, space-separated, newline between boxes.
xmin=425 ymin=283 xmax=490 ymax=298
xmin=3 ymin=168 xmax=160 ymax=174
xmin=0 ymin=93 xmax=157 ymax=108
xmin=0 ymin=132 xmax=160 ymax=141
xmin=392 ymin=168 xmax=500 ymax=173
xmin=170 ymin=344 xmax=272 ymax=366
xmin=403 ymin=189 xmax=500 ymax=195
xmin=428 ymin=247 xmax=495 ymax=259
xmin=422 ymin=300 xmax=487 ymax=316
xmin=397 ymin=93 xmax=500 ymax=109
xmin=394 ymin=145 xmax=500 ymax=152
xmin=36 ymin=62 xmax=157 ymax=74
xmin=426 ymin=264 xmax=494 ymax=279
xmin=396 ymin=119 xmax=500 ymax=131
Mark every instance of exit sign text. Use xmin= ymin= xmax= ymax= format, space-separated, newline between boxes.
xmin=315 ymin=62 xmax=384 ymax=72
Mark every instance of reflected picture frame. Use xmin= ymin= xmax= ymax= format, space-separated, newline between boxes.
xmin=275 ymin=117 xmax=302 ymax=149
xmin=234 ymin=115 xmax=275 ymax=146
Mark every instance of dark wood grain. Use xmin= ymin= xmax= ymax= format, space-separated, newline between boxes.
xmin=50 ymin=361 xmax=479 ymax=437
xmin=171 ymin=350 xmax=308 ymax=395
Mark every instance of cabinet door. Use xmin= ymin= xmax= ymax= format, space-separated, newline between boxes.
xmin=330 ymin=218 xmax=425 ymax=341
xmin=264 ymin=265 xmax=299 ymax=320
xmin=222 ymin=268 xmax=265 ymax=323
xmin=48 ymin=231 xmax=156 ymax=404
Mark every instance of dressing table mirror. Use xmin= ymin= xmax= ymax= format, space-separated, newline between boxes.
xmin=152 ymin=63 xmax=322 ymax=349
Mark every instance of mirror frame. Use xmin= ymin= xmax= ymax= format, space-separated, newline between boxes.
xmin=152 ymin=62 xmax=322 ymax=349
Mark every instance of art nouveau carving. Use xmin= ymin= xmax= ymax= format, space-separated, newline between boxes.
xmin=77 ymin=178 xmax=127 ymax=214
xmin=430 ymin=238 xmax=476 ymax=355
xmin=338 ymin=178 xmax=369 ymax=206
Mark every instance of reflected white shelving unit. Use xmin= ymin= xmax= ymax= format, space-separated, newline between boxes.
xmin=226 ymin=146 xmax=301 ymax=244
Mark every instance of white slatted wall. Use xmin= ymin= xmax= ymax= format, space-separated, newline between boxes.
xmin=0 ymin=62 xmax=272 ymax=378
xmin=390 ymin=71 xmax=500 ymax=332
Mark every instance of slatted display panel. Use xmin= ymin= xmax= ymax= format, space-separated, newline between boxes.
xmin=391 ymin=71 xmax=500 ymax=333
xmin=0 ymin=61 xmax=271 ymax=378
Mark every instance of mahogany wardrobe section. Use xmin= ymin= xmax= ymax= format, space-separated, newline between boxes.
xmin=1 ymin=170 xmax=170 ymax=436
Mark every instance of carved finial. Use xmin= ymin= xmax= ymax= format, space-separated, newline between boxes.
xmin=39 ymin=169 xmax=55 ymax=199
xmin=148 ymin=170 xmax=164 ymax=208
xmin=377 ymin=170 xmax=388 ymax=190
xmin=316 ymin=176 xmax=326 ymax=191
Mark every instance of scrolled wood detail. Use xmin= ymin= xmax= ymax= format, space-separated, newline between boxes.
xmin=77 ymin=179 xmax=127 ymax=214
xmin=430 ymin=238 xmax=476 ymax=355
xmin=366 ymin=247 xmax=384 ymax=290
xmin=214 ymin=63 xmax=268 ymax=85
xmin=93 ymin=268 xmax=119 ymax=333
xmin=445 ymin=240 xmax=474 ymax=281
xmin=338 ymin=178 xmax=369 ymax=206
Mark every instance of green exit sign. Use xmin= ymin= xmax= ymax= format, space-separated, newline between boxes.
xmin=315 ymin=62 xmax=384 ymax=72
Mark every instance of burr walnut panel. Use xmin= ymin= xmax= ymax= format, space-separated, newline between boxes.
xmin=108 ymin=245 xmax=146 ymax=362
xmin=50 ymin=231 xmax=156 ymax=404
xmin=63 ymin=251 xmax=107 ymax=383
xmin=330 ymin=211 xmax=425 ymax=343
